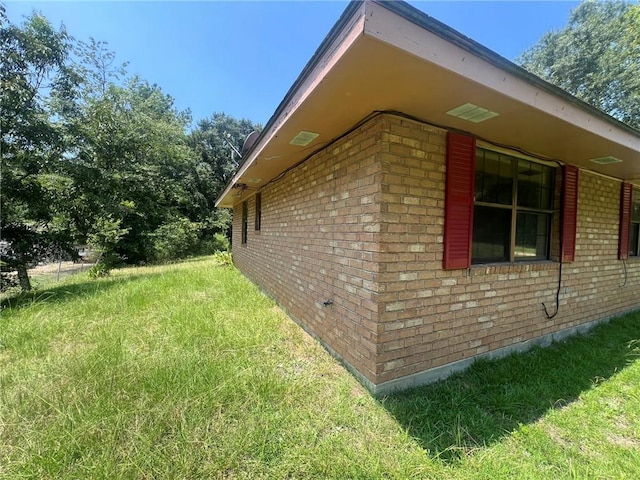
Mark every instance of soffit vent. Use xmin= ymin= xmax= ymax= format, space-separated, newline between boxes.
xmin=589 ymin=156 xmax=623 ymax=165
xmin=289 ymin=131 xmax=320 ymax=146
xmin=446 ymin=103 xmax=499 ymax=123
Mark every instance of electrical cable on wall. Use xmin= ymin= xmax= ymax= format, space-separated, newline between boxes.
xmin=542 ymin=161 xmax=567 ymax=320
xmin=542 ymin=262 xmax=563 ymax=319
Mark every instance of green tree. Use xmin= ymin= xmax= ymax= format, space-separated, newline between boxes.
xmin=518 ymin=0 xmax=640 ymax=129
xmin=186 ymin=113 xmax=259 ymax=238
xmin=0 ymin=6 xmax=79 ymax=290
xmin=1 ymin=7 xmax=261 ymax=292
xmin=63 ymin=75 xmax=196 ymax=265
xmin=56 ymin=41 xmax=254 ymax=267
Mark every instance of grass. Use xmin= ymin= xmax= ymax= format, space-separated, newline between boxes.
xmin=1 ymin=256 xmax=639 ymax=479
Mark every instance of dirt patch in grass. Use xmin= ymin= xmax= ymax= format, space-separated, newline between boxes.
xmin=29 ymin=261 xmax=91 ymax=284
xmin=545 ymin=425 xmax=570 ymax=448
xmin=607 ymin=433 xmax=640 ymax=449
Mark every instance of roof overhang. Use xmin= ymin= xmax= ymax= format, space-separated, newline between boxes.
xmin=216 ymin=0 xmax=640 ymax=208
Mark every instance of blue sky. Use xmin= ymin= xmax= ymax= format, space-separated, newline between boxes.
xmin=5 ymin=1 xmax=580 ymax=128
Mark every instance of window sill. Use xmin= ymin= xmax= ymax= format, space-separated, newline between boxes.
xmin=469 ymin=260 xmax=558 ymax=277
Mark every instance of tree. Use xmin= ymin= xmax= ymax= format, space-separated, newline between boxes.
xmin=186 ymin=113 xmax=259 ymax=238
xmin=1 ymin=7 xmax=260 ymax=292
xmin=0 ymin=6 xmax=79 ymax=290
xmin=62 ymin=75 xmax=197 ymax=265
xmin=518 ymin=0 xmax=640 ymax=130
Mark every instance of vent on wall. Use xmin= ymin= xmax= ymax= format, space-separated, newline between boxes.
xmin=589 ymin=156 xmax=623 ymax=165
xmin=446 ymin=103 xmax=499 ymax=123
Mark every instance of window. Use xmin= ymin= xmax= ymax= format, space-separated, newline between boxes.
xmin=241 ymin=201 xmax=248 ymax=244
xmin=472 ymin=149 xmax=555 ymax=264
xmin=631 ymin=189 xmax=640 ymax=256
xmin=443 ymin=132 xmax=574 ymax=270
xmin=255 ymin=193 xmax=262 ymax=231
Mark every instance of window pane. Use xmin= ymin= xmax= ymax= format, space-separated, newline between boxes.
xmin=631 ymin=223 xmax=639 ymax=256
xmin=472 ymin=206 xmax=511 ymax=263
xmin=632 ymin=191 xmax=640 ymax=222
xmin=541 ymin=167 xmax=555 ymax=209
xmin=475 ymin=150 xmax=513 ymax=205
xmin=515 ymin=212 xmax=549 ymax=259
xmin=241 ymin=201 xmax=248 ymax=244
xmin=255 ymin=193 xmax=262 ymax=230
xmin=517 ymin=159 xmax=554 ymax=210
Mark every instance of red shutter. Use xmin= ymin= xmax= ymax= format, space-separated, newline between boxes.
xmin=560 ymin=165 xmax=579 ymax=263
xmin=443 ymin=132 xmax=476 ymax=270
xmin=619 ymin=182 xmax=632 ymax=260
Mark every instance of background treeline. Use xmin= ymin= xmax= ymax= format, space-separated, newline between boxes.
xmin=1 ymin=6 xmax=258 ymax=291
xmin=3 ymin=1 xmax=640 ymax=292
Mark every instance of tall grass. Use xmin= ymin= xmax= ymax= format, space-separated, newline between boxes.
xmin=1 ymin=257 xmax=639 ymax=479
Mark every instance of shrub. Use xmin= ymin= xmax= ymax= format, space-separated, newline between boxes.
xmin=88 ymin=262 xmax=110 ymax=278
xmin=151 ymin=218 xmax=201 ymax=262
xmin=213 ymin=250 xmax=233 ymax=267
xmin=210 ymin=233 xmax=230 ymax=252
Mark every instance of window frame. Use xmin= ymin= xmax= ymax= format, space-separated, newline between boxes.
xmin=472 ymin=148 xmax=556 ymax=264
xmin=254 ymin=193 xmax=262 ymax=231
xmin=241 ymin=201 xmax=248 ymax=244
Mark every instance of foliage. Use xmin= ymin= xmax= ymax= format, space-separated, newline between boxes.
xmin=86 ymin=215 xmax=129 ymax=270
xmin=186 ymin=113 xmax=259 ymax=237
xmin=62 ymin=76 xmax=197 ymax=264
xmin=1 ymin=7 xmax=255 ymax=292
xmin=519 ymin=0 xmax=640 ymax=129
xmin=213 ymin=249 xmax=233 ymax=267
xmin=86 ymin=262 xmax=110 ymax=278
xmin=150 ymin=217 xmax=202 ymax=262
xmin=211 ymin=232 xmax=231 ymax=252
xmin=0 ymin=6 xmax=78 ymax=290
xmin=151 ymin=224 xmax=233 ymax=263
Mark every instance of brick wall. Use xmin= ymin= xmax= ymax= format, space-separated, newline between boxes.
xmin=231 ymin=112 xmax=640 ymax=391
xmin=376 ymin=115 xmax=640 ymax=387
xmin=232 ymin=117 xmax=387 ymax=383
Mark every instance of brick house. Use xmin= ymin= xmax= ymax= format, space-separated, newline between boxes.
xmin=216 ymin=0 xmax=640 ymax=395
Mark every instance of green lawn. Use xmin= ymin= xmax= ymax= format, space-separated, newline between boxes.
xmin=1 ymin=257 xmax=639 ymax=479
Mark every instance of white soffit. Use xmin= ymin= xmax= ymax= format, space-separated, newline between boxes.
xmin=363 ymin=1 xmax=640 ymax=152
xmin=216 ymin=1 xmax=640 ymax=208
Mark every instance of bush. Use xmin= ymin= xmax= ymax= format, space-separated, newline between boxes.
xmin=88 ymin=262 xmax=110 ymax=278
xmin=211 ymin=233 xmax=230 ymax=252
xmin=151 ymin=218 xmax=201 ymax=262
xmin=87 ymin=216 xmax=129 ymax=269
xmin=150 ymin=219 xmax=231 ymax=263
xmin=213 ymin=250 xmax=233 ymax=267
xmin=194 ymin=232 xmax=231 ymax=258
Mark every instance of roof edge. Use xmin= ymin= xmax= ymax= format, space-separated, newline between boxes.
xmin=217 ymin=0 xmax=640 ymax=208
xmin=215 ymin=0 xmax=365 ymax=207
xmin=374 ymin=0 xmax=640 ymax=139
